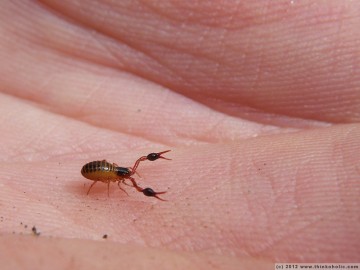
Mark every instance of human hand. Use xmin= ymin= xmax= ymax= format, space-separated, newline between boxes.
xmin=0 ymin=1 xmax=359 ymax=269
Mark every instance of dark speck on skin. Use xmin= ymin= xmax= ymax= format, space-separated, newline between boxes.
xmin=103 ymin=234 xmax=108 ymax=239
xmin=32 ymin=226 xmax=40 ymax=236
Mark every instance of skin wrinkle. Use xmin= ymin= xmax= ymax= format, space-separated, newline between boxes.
xmin=248 ymin=143 xmax=344 ymax=254
xmin=142 ymin=1 xmax=282 ymax=30
xmin=262 ymin=220 xmax=318 ymax=259
xmin=86 ymin=30 xmax=127 ymax=69
xmin=39 ymin=0 xmax=188 ymax=84
xmin=4 ymin=3 xmax=354 ymax=124
xmin=4 ymin=19 xmax=272 ymax=142
xmin=0 ymin=93 xmax=174 ymax=155
xmin=9 ymin=3 xmax=360 ymax=89
xmin=1 ymin=234 xmax=269 ymax=270
xmin=28 ymin=1 xmax=170 ymax=82
xmin=6 ymin=2 xmax=96 ymax=65
xmin=37 ymin=0 xmax=270 ymax=103
xmin=254 ymin=197 xmax=326 ymax=259
xmin=75 ymin=76 xmax=113 ymax=116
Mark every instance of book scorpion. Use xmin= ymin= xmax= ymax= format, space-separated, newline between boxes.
xmin=81 ymin=150 xmax=171 ymax=201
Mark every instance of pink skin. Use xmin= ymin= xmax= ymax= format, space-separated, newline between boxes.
xmin=0 ymin=1 xmax=359 ymax=269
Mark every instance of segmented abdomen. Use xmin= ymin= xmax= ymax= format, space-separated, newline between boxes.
xmin=81 ymin=160 xmax=117 ymax=181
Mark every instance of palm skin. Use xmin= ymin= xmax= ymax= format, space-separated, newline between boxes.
xmin=0 ymin=1 xmax=359 ymax=269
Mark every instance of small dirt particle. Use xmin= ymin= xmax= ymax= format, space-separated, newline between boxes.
xmin=32 ymin=226 xmax=40 ymax=236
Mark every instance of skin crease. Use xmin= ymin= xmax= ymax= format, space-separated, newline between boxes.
xmin=0 ymin=0 xmax=359 ymax=269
